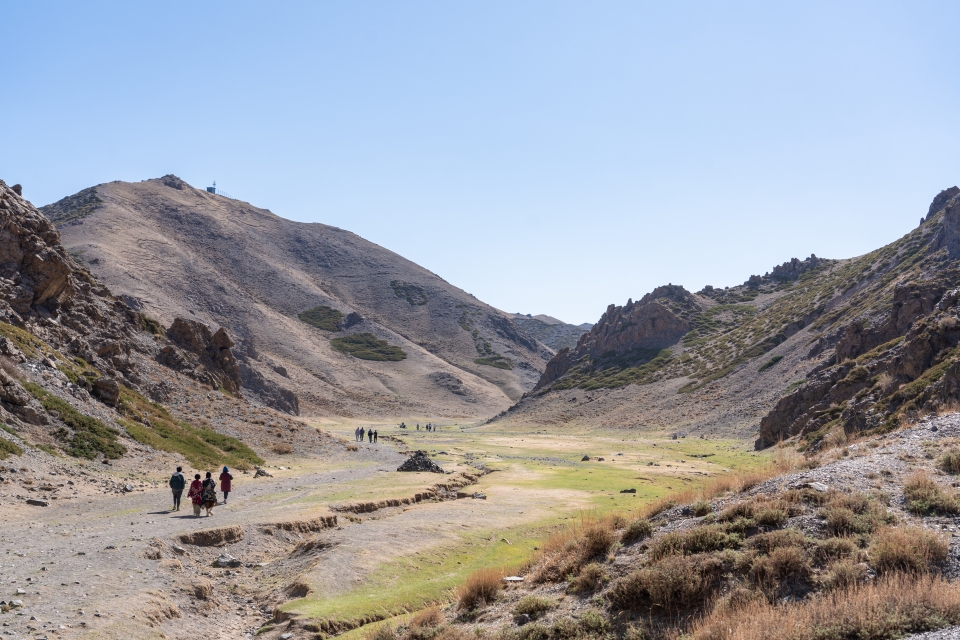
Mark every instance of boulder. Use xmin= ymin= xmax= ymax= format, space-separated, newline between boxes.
xmin=92 ymin=377 xmax=120 ymax=406
xmin=162 ymin=318 xmax=242 ymax=394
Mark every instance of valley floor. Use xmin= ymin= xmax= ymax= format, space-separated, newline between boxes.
xmin=0 ymin=423 xmax=764 ymax=639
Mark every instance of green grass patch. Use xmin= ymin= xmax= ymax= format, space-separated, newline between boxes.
xmin=24 ymin=382 xmax=125 ymax=459
xmin=758 ymin=355 xmax=783 ymax=373
xmin=474 ymin=356 xmax=513 ymax=370
xmin=283 ymin=523 xmax=540 ymax=623
xmin=298 ymin=306 xmax=344 ymax=331
xmin=117 ymin=386 xmax=262 ymax=470
xmin=0 ymin=433 xmax=23 ymax=459
xmin=331 ymin=333 xmax=407 ymax=361
xmin=0 ymin=321 xmax=48 ymax=359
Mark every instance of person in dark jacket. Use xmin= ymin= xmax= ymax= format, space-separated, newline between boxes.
xmin=169 ymin=466 xmax=186 ymax=511
xmin=201 ymin=472 xmax=217 ymax=516
xmin=219 ymin=466 xmax=233 ymax=504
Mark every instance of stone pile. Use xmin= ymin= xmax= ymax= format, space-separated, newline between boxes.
xmin=397 ymin=450 xmax=444 ymax=474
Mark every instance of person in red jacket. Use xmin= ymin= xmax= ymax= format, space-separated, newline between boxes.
xmin=187 ymin=473 xmax=203 ymax=517
xmin=219 ymin=466 xmax=233 ymax=504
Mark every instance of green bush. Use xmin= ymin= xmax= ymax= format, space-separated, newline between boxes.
xmin=298 ymin=306 xmax=344 ymax=331
xmin=758 ymin=355 xmax=783 ymax=372
xmin=903 ymin=473 xmax=960 ymax=516
xmin=331 ymin=333 xmax=407 ymax=361
xmin=940 ymin=449 xmax=960 ymax=474
xmin=25 ymin=382 xmax=125 ymax=459
xmin=568 ymin=563 xmax=606 ymax=593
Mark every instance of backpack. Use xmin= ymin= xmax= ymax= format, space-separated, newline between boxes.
xmin=169 ymin=473 xmax=185 ymax=491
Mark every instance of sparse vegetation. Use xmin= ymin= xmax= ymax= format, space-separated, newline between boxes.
xmin=25 ymin=382 xmax=126 ymax=459
xmin=299 ymin=305 xmax=344 ymax=331
xmin=456 ymin=568 xmax=503 ymax=610
xmin=0 ymin=433 xmax=22 ymax=459
xmin=391 ymin=281 xmax=428 ymax=306
xmin=331 ymin=333 xmax=407 ymax=361
xmin=473 ymin=356 xmax=513 ymax=370
xmin=903 ymin=471 xmax=960 ymax=515
xmin=757 ymin=355 xmax=782 ymax=372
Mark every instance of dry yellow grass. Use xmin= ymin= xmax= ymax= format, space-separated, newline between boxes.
xmin=685 ymin=574 xmax=960 ymax=640
xmin=456 ymin=567 xmax=504 ymax=610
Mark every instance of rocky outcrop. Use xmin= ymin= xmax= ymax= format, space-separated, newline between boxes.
xmin=929 ymin=189 xmax=960 ymax=258
xmin=397 ymin=450 xmax=445 ymax=473
xmin=159 ymin=318 xmax=241 ymax=394
xmin=238 ymin=362 xmax=299 ymax=415
xmin=533 ymin=292 xmax=692 ymax=391
xmin=428 ymin=371 xmax=468 ymax=396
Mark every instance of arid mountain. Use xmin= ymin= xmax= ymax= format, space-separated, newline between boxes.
xmin=507 ymin=312 xmax=592 ymax=352
xmin=42 ymin=176 xmax=552 ymax=420
xmin=498 ymin=187 xmax=960 ymax=450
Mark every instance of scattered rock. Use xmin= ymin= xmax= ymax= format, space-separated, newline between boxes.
xmin=581 ymin=455 xmax=590 ymax=461
xmin=193 ymin=578 xmax=213 ymax=600
xmin=515 ymin=614 xmax=531 ymax=626
xmin=808 ymin=482 xmax=829 ymax=493
xmin=254 ymin=468 xmax=273 ymax=478
xmin=397 ymin=451 xmax=444 ymax=474
xmin=620 ymin=488 xmax=637 ymax=494
xmin=92 ymin=377 xmax=120 ymax=406
xmin=213 ymin=553 xmax=241 ymax=568
xmin=123 ymin=484 xmax=135 ymax=492
xmin=26 ymin=498 xmax=48 ymax=507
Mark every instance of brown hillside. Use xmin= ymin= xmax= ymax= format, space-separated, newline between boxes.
xmin=42 ymin=176 xmax=553 ymax=421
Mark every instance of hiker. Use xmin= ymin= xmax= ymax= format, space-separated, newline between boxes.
xmin=202 ymin=472 xmax=217 ymax=516
xmin=417 ymin=424 xmax=420 ymax=431
xmin=355 ymin=427 xmax=361 ymax=442
xmin=188 ymin=474 xmax=204 ymax=517
xmin=373 ymin=430 xmax=378 ymax=443
xmin=169 ymin=466 xmax=185 ymax=511
xmin=368 ymin=429 xmax=373 ymax=443
xmin=219 ymin=466 xmax=233 ymax=504
xmin=360 ymin=427 xmax=366 ymax=443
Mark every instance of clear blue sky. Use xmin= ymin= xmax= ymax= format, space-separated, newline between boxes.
xmin=4 ymin=2 xmax=959 ymax=324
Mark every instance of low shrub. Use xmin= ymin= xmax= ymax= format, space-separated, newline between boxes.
xmin=903 ymin=471 xmax=960 ymax=515
xmin=535 ymin=521 xmax=616 ymax=582
xmin=457 ymin=568 xmax=503 ymax=610
xmin=814 ymin=537 xmax=859 ymax=564
xmin=747 ymin=529 xmax=806 ymax=556
xmin=754 ymin=505 xmax=789 ymax=527
xmin=649 ymin=524 xmax=740 ymax=560
xmin=514 ymin=596 xmax=554 ymax=619
xmin=621 ymin=519 xmax=653 ymax=544
xmin=578 ymin=610 xmax=610 ymax=636
xmin=692 ymin=500 xmax=713 ymax=516
xmin=568 ymin=563 xmax=605 ymax=593
xmin=820 ymin=559 xmax=866 ymax=591
xmin=365 ymin=624 xmax=397 ymax=640
xmin=869 ymin=525 xmax=948 ymax=575
xmin=608 ymin=554 xmax=724 ymax=614
xmin=409 ymin=606 xmax=443 ymax=630
xmin=749 ymin=545 xmax=810 ymax=597
xmin=940 ymin=449 xmax=960 ymax=474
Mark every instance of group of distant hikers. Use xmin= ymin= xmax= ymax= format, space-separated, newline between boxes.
xmin=417 ymin=423 xmax=439 ymax=431
xmin=167 ymin=466 xmax=233 ymax=516
xmin=355 ymin=427 xmax=378 ymax=443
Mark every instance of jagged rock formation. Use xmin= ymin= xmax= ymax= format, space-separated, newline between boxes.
xmin=757 ymin=188 xmax=960 ymax=448
xmin=44 ymin=176 xmax=553 ymax=420
xmin=238 ymin=361 xmax=300 ymax=415
xmin=160 ymin=318 xmax=242 ymax=394
xmin=397 ymin=450 xmax=444 ymax=473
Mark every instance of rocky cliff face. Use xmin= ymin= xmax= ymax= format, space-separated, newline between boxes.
xmin=533 ymin=286 xmax=697 ymax=392
xmin=756 ymin=187 xmax=960 ymax=448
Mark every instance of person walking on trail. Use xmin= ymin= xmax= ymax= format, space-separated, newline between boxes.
xmin=368 ymin=429 xmax=373 ymax=443
xmin=201 ymin=472 xmax=218 ymax=516
xmin=373 ymin=430 xmax=378 ymax=444
xmin=359 ymin=427 xmax=366 ymax=443
xmin=188 ymin=473 xmax=204 ymax=517
xmin=219 ymin=466 xmax=233 ymax=504
xmin=169 ymin=466 xmax=185 ymax=511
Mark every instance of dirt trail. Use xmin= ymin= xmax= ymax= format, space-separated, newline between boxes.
xmin=0 ymin=443 xmax=406 ymax=639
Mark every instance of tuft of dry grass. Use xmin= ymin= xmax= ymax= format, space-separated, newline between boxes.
xmin=749 ymin=545 xmax=810 ymax=598
xmin=533 ymin=517 xmax=616 ymax=582
xmin=456 ymin=567 xmax=504 ymax=610
xmin=513 ymin=595 xmax=554 ymax=619
xmin=939 ymin=449 xmax=960 ymax=474
xmin=409 ymin=606 xmax=443 ymax=630
xmin=687 ymin=574 xmax=960 ymax=640
xmin=608 ymin=554 xmax=724 ymax=615
xmin=621 ymin=519 xmax=653 ymax=545
xmin=903 ymin=471 xmax=960 ymax=515
xmin=819 ymin=559 xmax=866 ymax=592
xmin=568 ymin=562 xmax=606 ymax=593
xmin=869 ymin=525 xmax=948 ymax=575
xmin=272 ymin=443 xmax=293 ymax=455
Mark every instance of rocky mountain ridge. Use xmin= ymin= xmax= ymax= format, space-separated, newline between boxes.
xmin=498 ymin=187 xmax=960 ymax=449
